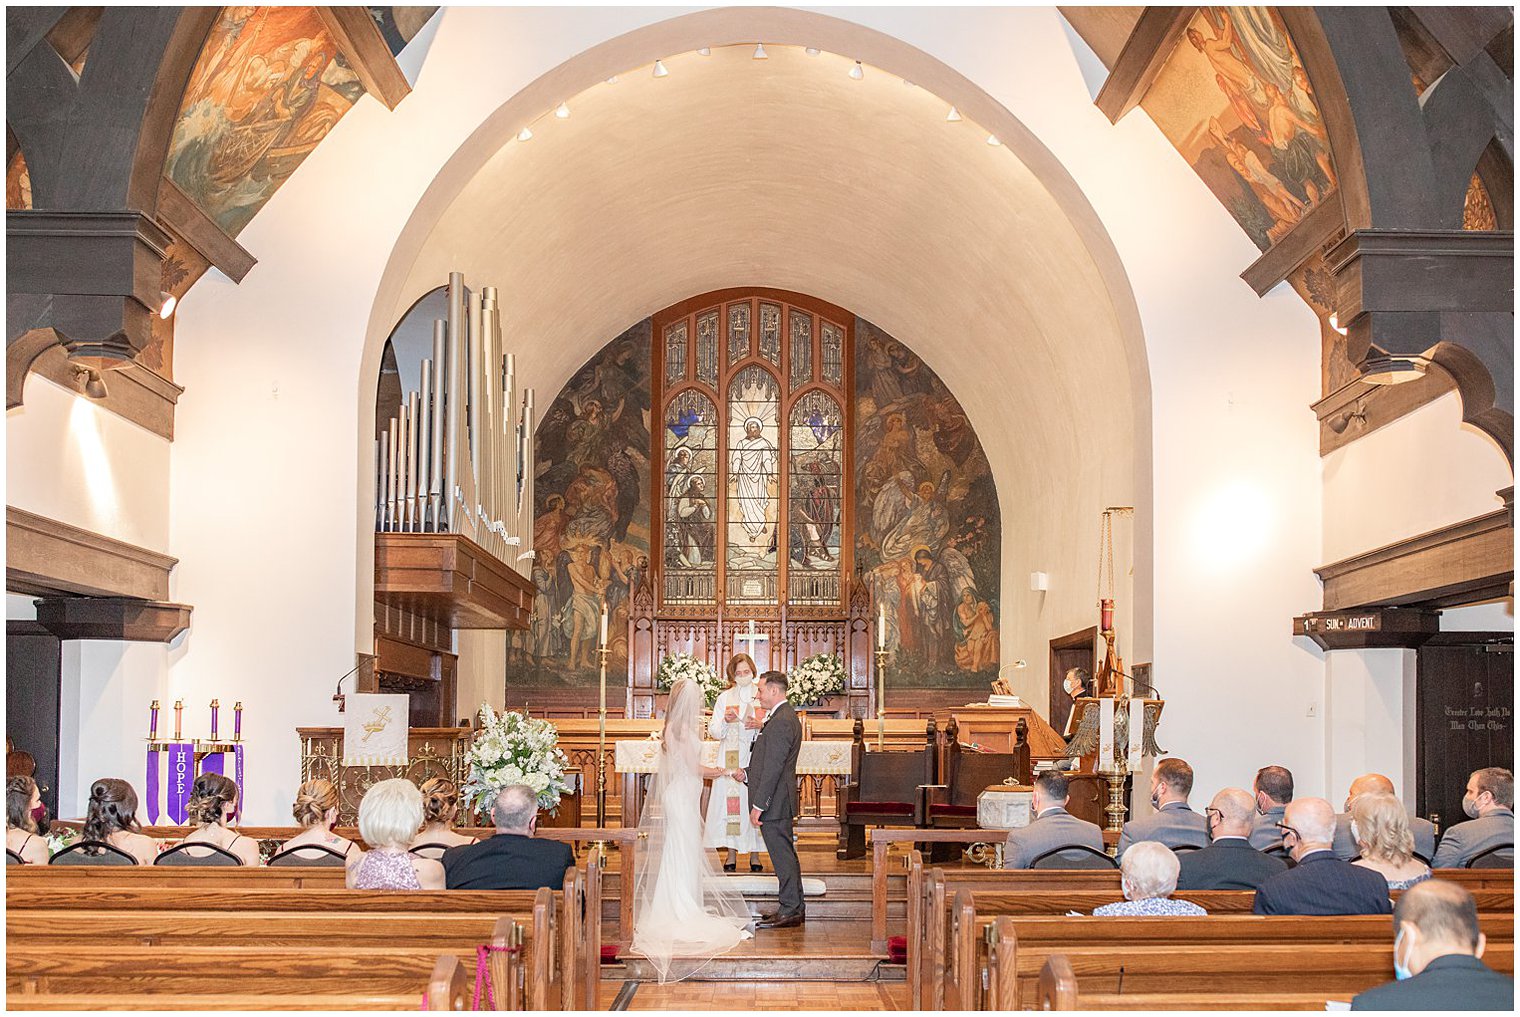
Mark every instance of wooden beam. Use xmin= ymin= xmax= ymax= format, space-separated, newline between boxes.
xmin=155 ymin=177 xmax=257 ymax=283
xmin=1316 ymin=508 xmax=1514 ymax=611
xmin=33 ymin=597 xmax=192 ymax=642
xmin=1292 ymin=607 xmax=1441 ymax=650
xmin=1094 ymin=7 xmax=1196 ymax=124
xmin=1240 ymin=190 xmax=1345 ymax=296
xmin=6 ymin=506 xmax=178 ymax=601
xmin=317 ymin=7 xmax=411 ymax=111
xmin=5 ymin=7 xmax=67 ymax=77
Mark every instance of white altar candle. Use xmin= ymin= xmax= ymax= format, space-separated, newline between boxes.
xmin=1098 ymin=698 xmax=1115 ymax=772
xmin=600 ymin=605 xmax=608 ymax=645
xmin=877 ymin=606 xmax=885 ymax=649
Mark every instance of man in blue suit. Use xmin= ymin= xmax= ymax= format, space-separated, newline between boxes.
xmin=1352 ymin=880 xmax=1513 ymax=1010
xmin=1253 ymin=797 xmax=1392 ymax=916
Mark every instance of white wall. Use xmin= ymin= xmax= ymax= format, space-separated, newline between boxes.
xmin=5 ymin=373 xmax=172 ymax=552
xmin=37 ymin=5 xmax=1500 ymax=820
xmin=57 ymin=641 xmax=169 ymax=822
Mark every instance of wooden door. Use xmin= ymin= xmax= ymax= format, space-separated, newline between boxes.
xmin=6 ymin=621 xmax=62 ymax=818
xmin=1049 ymin=627 xmax=1097 ymax=735
xmin=1416 ymin=636 xmax=1514 ymax=830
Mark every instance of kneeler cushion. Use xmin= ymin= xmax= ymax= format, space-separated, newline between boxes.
xmin=887 ymin=935 xmax=908 ymax=964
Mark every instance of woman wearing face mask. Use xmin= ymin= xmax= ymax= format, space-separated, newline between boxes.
xmin=703 ymin=652 xmax=766 ymax=872
xmin=175 ymin=773 xmax=261 ymax=865
xmin=6 ymin=776 xmax=50 ymax=864
xmin=1350 ymin=792 xmax=1431 ymax=890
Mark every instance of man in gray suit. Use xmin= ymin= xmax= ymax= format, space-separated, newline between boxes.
xmin=741 ymin=671 xmax=804 ymax=927
xmin=1432 ymin=767 xmax=1514 ymax=869
xmin=1117 ymin=757 xmax=1209 ymax=856
xmin=1351 ymin=880 xmax=1514 ymax=1010
xmin=1333 ymin=773 xmax=1437 ymax=862
xmin=1249 ymin=765 xmax=1294 ymax=851
xmin=1003 ymin=770 xmax=1105 ymax=869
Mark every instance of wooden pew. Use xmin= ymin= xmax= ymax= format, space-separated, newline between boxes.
xmin=426 ymin=954 xmax=468 ymax=1012
xmin=837 ymin=718 xmax=938 ymax=859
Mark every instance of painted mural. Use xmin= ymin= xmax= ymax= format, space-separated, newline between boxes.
xmin=166 ymin=6 xmax=366 ymax=237
xmin=854 ymin=319 xmax=1000 ymax=687
xmin=511 ymin=321 xmax=652 ymax=687
xmin=6 ymin=151 xmax=30 ymax=210
xmin=1145 ymin=7 xmax=1337 ymax=250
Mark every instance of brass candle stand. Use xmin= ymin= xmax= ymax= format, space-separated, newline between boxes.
xmin=594 ymin=641 xmax=611 ymax=863
xmin=873 ymin=646 xmax=889 ymax=750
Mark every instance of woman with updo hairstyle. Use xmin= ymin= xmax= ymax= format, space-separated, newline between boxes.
xmin=6 ymin=775 xmax=50 ymax=864
xmin=1350 ymin=792 xmax=1431 ymax=890
xmin=82 ymin=778 xmax=158 ymax=864
xmin=276 ymin=779 xmax=357 ymax=861
xmin=176 ymin=772 xmax=260 ymax=865
xmin=408 ymin=776 xmax=478 ymax=854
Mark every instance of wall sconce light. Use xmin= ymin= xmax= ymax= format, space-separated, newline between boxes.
xmin=1326 ymin=399 xmax=1367 ymax=435
xmin=1029 ymin=571 xmax=1049 ymax=592
xmin=72 ymin=366 xmax=109 ymax=400
xmin=159 ymin=291 xmax=177 ymax=319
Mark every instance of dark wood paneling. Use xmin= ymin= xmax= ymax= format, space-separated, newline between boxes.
xmin=1292 ymin=607 xmax=1440 ymax=650
xmin=374 ymin=532 xmax=534 ymax=629
xmin=6 ymin=620 xmax=61 ymax=818
xmin=1049 ymin=627 xmax=1098 ymax=736
xmin=33 ymin=597 xmax=191 ymax=642
xmin=1416 ymin=637 xmax=1514 ymax=830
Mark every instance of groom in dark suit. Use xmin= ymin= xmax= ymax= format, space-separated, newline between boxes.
xmin=740 ymin=671 xmax=804 ymax=928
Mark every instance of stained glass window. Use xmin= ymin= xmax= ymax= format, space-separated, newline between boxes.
xmin=663 ymin=389 xmax=718 ymax=605
xmin=664 ymin=320 xmax=688 ymax=386
xmin=789 ymin=310 xmax=813 ymax=388
xmin=725 ymin=365 xmax=780 ymax=605
xmin=727 ymin=302 xmax=751 ymax=366
xmin=759 ymin=302 xmax=782 ymax=366
xmin=821 ymin=320 xmax=844 ymax=385
xmin=787 ymin=391 xmax=843 ymax=605
xmin=695 ymin=309 xmax=719 ymax=388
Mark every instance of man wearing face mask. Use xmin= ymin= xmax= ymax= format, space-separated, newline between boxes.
xmin=1350 ymin=880 xmax=1513 ymax=1010
xmin=1116 ymin=757 xmax=1209 ymax=856
xmin=1431 ymin=768 xmax=1514 ymax=870
xmin=1252 ymin=797 xmax=1392 ymax=915
xmin=1002 ymin=770 xmax=1105 ymax=869
xmin=1177 ymin=787 xmax=1288 ymax=890
xmin=1333 ymin=773 xmax=1437 ymax=862
xmin=1248 ymin=765 xmax=1294 ymax=851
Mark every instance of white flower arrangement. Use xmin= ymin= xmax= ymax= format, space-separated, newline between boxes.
xmin=44 ymin=826 xmax=78 ymax=856
xmin=655 ymin=652 xmax=725 ymax=707
xmin=787 ymin=653 xmax=846 ymax=707
xmin=461 ymin=703 xmax=573 ymax=815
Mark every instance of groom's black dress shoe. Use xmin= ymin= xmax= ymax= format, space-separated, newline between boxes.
xmin=757 ymin=912 xmax=804 ymax=929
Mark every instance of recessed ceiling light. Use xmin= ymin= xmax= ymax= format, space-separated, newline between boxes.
xmin=986 ymin=134 xmax=1001 ymax=146
xmin=753 ymin=43 xmax=768 ymax=60
xmin=849 ymin=61 xmax=863 ymax=80
xmin=606 ymin=74 xmax=619 ymax=84
xmin=697 ymin=47 xmax=711 ymax=57
xmin=653 ymin=60 xmax=669 ymax=78
xmin=554 ymin=102 xmax=570 ymax=120
xmin=517 ymin=126 xmax=533 ymax=142
xmin=946 ymin=106 xmax=962 ymax=122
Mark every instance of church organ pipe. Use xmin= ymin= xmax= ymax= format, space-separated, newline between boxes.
xmin=430 ymin=322 xmax=447 ymax=529
xmin=375 ymin=435 xmax=386 ymax=532
xmin=387 ymin=417 xmax=400 ymax=533
xmin=418 ymin=359 xmax=434 ymax=532
xmin=445 ymin=272 xmax=466 ymax=533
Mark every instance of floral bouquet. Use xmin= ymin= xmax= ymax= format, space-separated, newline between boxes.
xmin=44 ymin=826 xmax=78 ymax=856
xmin=461 ymin=703 xmax=573 ymax=815
xmin=788 ymin=653 xmax=846 ymax=707
xmin=655 ymin=652 xmax=725 ymax=708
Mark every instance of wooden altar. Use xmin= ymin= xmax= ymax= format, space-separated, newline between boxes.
xmin=299 ymin=726 xmax=470 ymax=825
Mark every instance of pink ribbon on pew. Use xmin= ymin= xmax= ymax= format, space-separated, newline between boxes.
xmin=472 ymin=942 xmax=521 ymax=1011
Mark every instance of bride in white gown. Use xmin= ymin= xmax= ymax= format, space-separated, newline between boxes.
xmin=629 ymin=677 xmax=755 ymax=982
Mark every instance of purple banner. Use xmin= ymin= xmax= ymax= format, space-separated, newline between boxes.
xmin=166 ymin=742 xmax=194 ymax=824
xmin=145 ymin=748 xmax=161 ymax=825
xmin=234 ymin=744 xmax=245 ymax=822
xmin=201 ymin=752 xmax=224 ymax=776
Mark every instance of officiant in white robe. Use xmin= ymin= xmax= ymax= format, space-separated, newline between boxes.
xmin=703 ymin=654 xmax=765 ymax=869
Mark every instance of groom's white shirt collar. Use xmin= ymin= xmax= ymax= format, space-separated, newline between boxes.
xmin=762 ymin=701 xmax=782 ymax=723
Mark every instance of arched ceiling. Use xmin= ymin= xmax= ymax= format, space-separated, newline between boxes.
xmin=383 ymin=40 xmax=1145 ymax=517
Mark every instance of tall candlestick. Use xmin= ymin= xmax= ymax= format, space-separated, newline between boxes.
xmin=600 ymin=604 xmax=609 ymax=646
xmin=877 ymin=606 xmax=886 ymax=649
xmin=233 ymin=702 xmax=243 ymax=742
xmin=173 ymin=699 xmax=183 ymax=741
xmin=149 ymin=700 xmax=160 ymax=740
xmin=209 ymin=699 xmax=220 ymax=741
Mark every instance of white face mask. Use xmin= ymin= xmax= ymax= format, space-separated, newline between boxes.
xmin=735 ymin=668 xmax=754 ymax=687
xmin=1462 ymin=792 xmax=1481 ymax=819
xmin=1349 ymin=819 xmax=1361 ymax=846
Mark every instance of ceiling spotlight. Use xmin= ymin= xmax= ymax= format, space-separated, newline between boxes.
xmin=1360 ymin=352 xmax=1428 ymax=385
xmin=72 ymin=366 xmax=108 ymax=401
xmin=697 ymin=47 xmax=711 ymax=56
xmin=805 ymin=47 xmax=820 ymax=56
xmin=517 ymin=126 xmax=533 ymax=142
xmin=554 ymin=102 xmax=570 ymax=119
xmin=158 ymin=291 xmax=177 ymax=319
xmin=903 ymin=80 xmax=916 ymax=87
xmin=753 ymin=43 xmax=768 ymax=60
xmin=986 ymin=134 xmax=1001 ymax=146
xmin=849 ymin=61 xmax=864 ymax=80
xmin=1327 ymin=313 xmax=1349 ymax=337
xmin=652 ymin=59 xmax=669 ymax=78
xmin=946 ymin=106 xmax=962 ymax=122
xmin=606 ymin=74 xmax=619 ymax=84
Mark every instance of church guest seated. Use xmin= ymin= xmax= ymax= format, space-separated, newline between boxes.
xmin=1177 ymin=787 xmax=1288 ymax=891
xmin=79 ymin=778 xmax=158 ymax=864
xmin=1351 ymin=880 xmax=1515 ymax=1011
xmin=1350 ymin=793 xmax=1432 ymax=890
xmin=173 ymin=773 xmax=261 ymax=866
xmin=347 ymin=778 xmax=446 ymax=890
xmin=6 ymin=775 xmax=50 ymax=865
xmin=1001 ymin=770 xmax=1105 ymax=870
xmin=1431 ymin=768 xmax=1514 ymax=870
xmin=1334 ymin=773 xmax=1436 ymax=862
xmin=1252 ymin=798 xmax=1392 ymax=916
xmin=275 ymin=779 xmax=358 ymax=863
xmin=1116 ymin=757 xmax=1208 ymax=856
xmin=1248 ymin=765 xmax=1294 ymax=851
xmin=1093 ymin=841 xmax=1207 ymax=916
xmin=410 ymin=776 xmax=479 ymax=855
xmin=442 ymin=783 xmax=575 ymax=890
